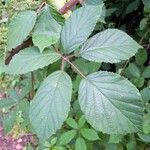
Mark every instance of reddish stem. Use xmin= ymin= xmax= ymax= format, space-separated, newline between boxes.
xmin=59 ymin=0 xmax=80 ymax=14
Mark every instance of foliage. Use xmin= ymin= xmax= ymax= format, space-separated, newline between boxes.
xmin=0 ymin=0 xmax=150 ymax=149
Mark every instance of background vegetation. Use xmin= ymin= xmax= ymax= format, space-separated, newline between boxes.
xmin=0 ymin=0 xmax=150 ymax=149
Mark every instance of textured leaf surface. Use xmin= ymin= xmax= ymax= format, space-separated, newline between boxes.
xmin=61 ymin=5 xmax=103 ymax=54
xmin=138 ymin=133 xmax=150 ymax=142
xmin=80 ymin=29 xmax=142 ymax=63
xmin=7 ymin=10 xmax=36 ymax=51
xmin=5 ymin=47 xmax=61 ymax=75
xmin=30 ymin=71 xmax=72 ymax=140
xmin=84 ymin=0 xmax=103 ymax=5
xmin=32 ymin=6 xmax=61 ymax=52
xmin=79 ymin=71 xmax=143 ymax=134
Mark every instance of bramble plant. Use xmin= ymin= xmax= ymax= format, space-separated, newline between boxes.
xmin=1 ymin=0 xmax=150 ymax=149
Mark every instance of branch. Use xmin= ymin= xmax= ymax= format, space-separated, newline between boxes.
xmin=30 ymin=72 xmax=35 ymax=100
xmin=5 ymin=37 xmax=33 ymax=65
xmin=61 ymin=56 xmax=86 ymax=79
xmin=59 ymin=0 xmax=80 ymax=14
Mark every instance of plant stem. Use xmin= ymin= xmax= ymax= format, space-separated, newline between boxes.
xmin=61 ymin=56 xmax=86 ymax=79
xmin=61 ymin=58 xmax=65 ymax=71
xmin=67 ymin=53 xmax=80 ymax=58
xmin=31 ymin=72 xmax=35 ymax=99
xmin=59 ymin=0 xmax=80 ymax=14
xmin=120 ymin=59 xmax=130 ymax=75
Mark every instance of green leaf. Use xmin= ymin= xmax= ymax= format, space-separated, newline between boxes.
xmin=49 ymin=5 xmax=65 ymax=26
xmin=32 ymin=6 xmax=61 ymax=53
xmin=140 ymin=18 xmax=148 ymax=30
xmin=5 ymin=47 xmax=61 ymax=75
xmin=29 ymin=71 xmax=72 ymax=140
xmin=79 ymin=71 xmax=143 ymax=134
xmin=80 ymin=29 xmax=142 ymax=63
xmin=126 ymin=0 xmax=140 ymax=14
xmin=73 ymin=58 xmax=101 ymax=75
xmin=80 ymin=128 xmax=99 ymax=141
xmin=141 ymin=87 xmax=150 ymax=104
xmin=142 ymin=0 xmax=150 ymax=8
xmin=105 ymin=144 xmax=117 ymax=150
xmin=61 ymin=5 xmax=103 ymax=54
xmin=7 ymin=10 xmax=37 ymax=51
xmin=2 ymin=110 xmax=16 ymax=133
xmin=142 ymin=66 xmax=150 ymax=78
xmin=128 ymin=63 xmax=141 ymax=78
xmin=126 ymin=135 xmax=137 ymax=150
xmin=138 ymin=133 xmax=150 ymax=142
xmin=84 ymin=0 xmax=103 ymax=5
xmin=59 ymin=130 xmax=76 ymax=145
xmin=131 ymin=77 xmax=145 ymax=88
xmin=0 ymin=98 xmax=17 ymax=108
xmin=83 ymin=0 xmax=105 ymax=23
xmin=52 ymin=146 xmax=65 ymax=150
xmin=0 ymin=55 xmax=5 ymax=74
xmin=143 ymin=114 xmax=150 ymax=134
xmin=146 ymin=104 xmax=150 ymax=113
xmin=50 ymin=137 xmax=57 ymax=146
xmin=75 ymin=137 xmax=87 ymax=150
xmin=135 ymin=49 xmax=147 ymax=65
xmin=66 ymin=118 xmax=78 ymax=129
xmin=109 ymin=134 xmax=123 ymax=144
xmin=78 ymin=115 xmax=86 ymax=128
